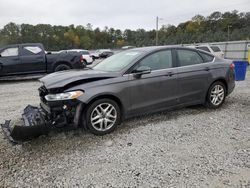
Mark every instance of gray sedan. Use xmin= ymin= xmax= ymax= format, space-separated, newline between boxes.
xmin=40 ymin=46 xmax=235 ymax=134
xmin=2 ymin=46 xmax=236 ymax=141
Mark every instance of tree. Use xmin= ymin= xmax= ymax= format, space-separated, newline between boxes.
xmin=0 ymin=10 xmax=249 ymax=49
xmin=207 ymin=11 xmax=222 ymax=21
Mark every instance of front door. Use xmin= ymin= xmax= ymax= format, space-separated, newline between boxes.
xmin=127 ymin=49 xmax=179 ymax=116
xmin=0 ymin=46 xmax=21 ymax=76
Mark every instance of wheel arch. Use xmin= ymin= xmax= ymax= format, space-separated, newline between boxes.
xmin=210 ymin=78 xmax=228 ymax=95
xmin=85 ymin=94 xmax=125 ymax=121
xmin=53 ymin=61 xmax=72 ymax=71
xmin=205 ymin=78 xmax=228 ymax=104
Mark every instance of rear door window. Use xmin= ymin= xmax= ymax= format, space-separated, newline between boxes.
xmin=177 ymin=49 xmax=203 ymax=67
xmin=22 ymin=46 xmax=43 ymax=56
xmin=199 ymin=51 xmax=214 ymax=62
xmin=0 ymin=47 xmax=19 ymax=57
xmin=196 ymin=46 xmax=211 ymax=52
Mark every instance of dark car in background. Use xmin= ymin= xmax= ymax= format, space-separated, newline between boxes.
xmin=0 ymin=43 xmax=85 ymax=77
xmin=60 ymin=49 xmax=93 ymax=65
xmin=100 ymin=50 xmax=114 ymax=58
xmin=91 ymin=49 xmax=114 ymax=60
xmin=34 ymin=46 xmax=235 ymax=136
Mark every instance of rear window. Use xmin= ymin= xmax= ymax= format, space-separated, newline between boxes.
xmin=22 ymin=46 xmax=43 ymax=56
xmin=199 ymin=51 xmax=214 ymax=62
xmin=211 ymin=46 xmax=221 ymax=52
xmin=196 ymin=46 xmax=210 ymax=52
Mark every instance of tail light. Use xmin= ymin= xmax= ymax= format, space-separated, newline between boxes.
xmin=230 ymin=63 xmax=235 ymax=70
xmin=80 ymin=55 xmax=85 ymax=63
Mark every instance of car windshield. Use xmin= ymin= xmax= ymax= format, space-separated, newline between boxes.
xmin=93 ymin=50 xmax=143 ymax=72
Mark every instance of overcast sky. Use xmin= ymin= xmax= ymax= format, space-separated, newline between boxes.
xmin=0 ymin=0 xmax=249 ymax=30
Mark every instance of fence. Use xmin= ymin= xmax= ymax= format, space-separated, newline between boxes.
xmin=195 ymin=40 xmax=250 ymax=61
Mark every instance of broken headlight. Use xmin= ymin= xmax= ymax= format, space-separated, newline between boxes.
xmin=45 ymin=91 xmax=84 ymax=101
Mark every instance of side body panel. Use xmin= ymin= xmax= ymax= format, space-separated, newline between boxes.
xmin=19 ymin=44 xmax=46 ymax=73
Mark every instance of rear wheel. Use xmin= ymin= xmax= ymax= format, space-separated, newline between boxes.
xmin=85 ymin=99 xmax=121 ymax=135
xmin=54 ymin=64 xmax=71 ymax=72
xmin=206 ymin=81 xmax=226 ymax=109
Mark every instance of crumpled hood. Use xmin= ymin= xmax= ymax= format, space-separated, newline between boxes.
xmin=40 ymin=69 xmax=118 ymax=89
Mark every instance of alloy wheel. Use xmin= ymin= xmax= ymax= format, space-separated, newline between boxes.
xmin=90 ymin=103 xmax=117 ymax=131
xmin=210 ymin=85 xmax=225 ymax=106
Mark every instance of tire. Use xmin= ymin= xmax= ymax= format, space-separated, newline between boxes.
xmin=83 ymin=60 xmax=87 ymax=67
xmin=85 ymin=98 xmax=121 ymax=136
xmin=206 ymin=81 xmax=226 ymax=109
xmin=54 ymin=64 xmax=71 ymax=72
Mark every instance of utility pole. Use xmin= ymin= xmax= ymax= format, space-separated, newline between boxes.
xmin=156 ymin=16 xmax=163 ymax=46
xmin=156 ymin=16 xmax=159 ymax=46
xmin=227 ymin=25 xmax=232 ymax=41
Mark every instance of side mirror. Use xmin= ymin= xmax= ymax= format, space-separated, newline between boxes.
xmin=0 ymin=54 xmax=2 ymax=57
xmin=133 ymin=66 xmax=151 ymax=78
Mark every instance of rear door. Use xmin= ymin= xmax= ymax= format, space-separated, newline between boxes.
xmin=19 ymin=44 xmax=46 ymax=73
xmin=0 ymin=45 xmax=21 ymax=76
xmin=127 ymin=49 xmax=179 ymax=115
xmin=175 ymin=48 xmax=213 ymax=105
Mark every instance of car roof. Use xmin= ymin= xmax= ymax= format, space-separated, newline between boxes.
xmin=127 ymin=45 xmax=194 ymax=53
xmin=0 ymin=43 xmax=43 ymax=50
xmin=67 ymin=49 xmax=88 ymax=52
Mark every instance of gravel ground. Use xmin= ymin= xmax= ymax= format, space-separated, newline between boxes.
xmin=0 ymin=72 xmax=250 ymax=188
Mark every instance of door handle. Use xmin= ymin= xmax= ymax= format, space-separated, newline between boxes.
xmin=165 ymin=72 xmax=174 ymax=77
xmin=204 ymin=67 xmax=210 ymax=71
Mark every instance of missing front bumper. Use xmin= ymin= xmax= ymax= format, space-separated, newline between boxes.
xmin=1 ymin=103 xmax=84 ymax=143
xmin=1 ymin=105 xmax=50 ymax=143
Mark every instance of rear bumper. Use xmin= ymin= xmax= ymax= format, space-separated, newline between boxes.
xmin=227 ymin=69 xmax=236 ymax=96
xmin=227 ymin=80 xmax=235 ymax=95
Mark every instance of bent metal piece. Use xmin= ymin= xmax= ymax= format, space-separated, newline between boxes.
xmin=1 ymin=105 xmax=50 ymax=143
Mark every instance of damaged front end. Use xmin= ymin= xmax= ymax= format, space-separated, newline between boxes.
xmin=1 ymin=85 xmax=84 ymax=143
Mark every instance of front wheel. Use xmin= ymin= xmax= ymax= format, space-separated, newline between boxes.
xmin=206 ymin=81 xmax=226 ymax=109
xmin=85 ymin=99 xmax=121 ymax=135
